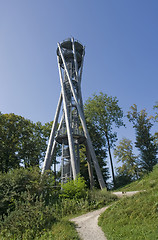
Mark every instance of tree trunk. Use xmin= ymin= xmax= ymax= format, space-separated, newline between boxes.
xmin=105 ymin=132 xmax=116 ymax=187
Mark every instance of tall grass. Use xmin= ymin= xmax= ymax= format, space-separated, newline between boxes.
xmin=38 ymin=221 xmax=80 ymax=240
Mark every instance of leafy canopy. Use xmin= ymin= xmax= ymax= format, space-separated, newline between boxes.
xmin=0 ymin=112 xmax=60 ymax=172
xmin=114 ymin=138 xmax=139 ymax=180
xmin=84 ymin=92 xmax=125 ymax=147
xmin=127 ymin=104 xmax=158 ymax=173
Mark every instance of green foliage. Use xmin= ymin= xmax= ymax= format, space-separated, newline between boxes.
xmin=60 ymin=176 xmax=87 ymax=200
xmin=99 ymin=164 xmax=158 ymax=239
xmin=0 ymin=167 xmax=57 ymax=218
xmin=84 ymin=92 xmax=125 ymax=148
xmin=114 ymin=173 xmax=133 ymax=189
xmin=0 ymin=113 xmax=24 ymax=172
xmin=0 ymin=167 xmax=118 ymax=239
xmin=0 ymin=167 xmax=58 ymax=240
xmin=0 ymin=113 xmax=47 ymax=171
xmin=80 ymin=120 xmax=109 ymax=188
xmin=87 ymin=188 xmax=118 ymax=209
xmin=37 ymin=221 xmax=80 ymax=240
xmin=153 ymin=102 xmax=158 ymax=146
xmin=0 ymin=112 xmax=61 ymax=172
xmin=56 ymin=198 xmax=90 ymax=217
xmin=84 ymin=92 xmax=125 ymax=186
xmin=119 ymin=164 xmax=158 ymax=192
xmin=114 ymin=138 xmax=140 ymax=184
xmin=0 ymin=199 xmax=57 ymax=240
xmin=56 ymin=189 xmax=117 ymax=218
xmin=127 ymin=104 xmax=158 ymax=173
xmin=0 ymin=166 xmax=118 ymax=240
xmin=153 ymin=102 xmax=158 ymax=122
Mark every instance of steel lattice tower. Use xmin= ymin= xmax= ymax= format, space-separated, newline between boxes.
xmin=42 ymin=38 xmax=106 ymax=189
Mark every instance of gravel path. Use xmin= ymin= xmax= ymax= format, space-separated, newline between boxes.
xmin=71 ymin=206 xmax=109 ymax=240
xmin=71 ymin=191 xmax=140 ymax=240
xmin=112 ymin=190 xmax=140 ymax=198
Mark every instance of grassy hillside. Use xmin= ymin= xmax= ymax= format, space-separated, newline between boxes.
xmin=99 ymin=164 xmax=158 ymax=240
xmin=119 ymin=165 xmax=158 ymax=192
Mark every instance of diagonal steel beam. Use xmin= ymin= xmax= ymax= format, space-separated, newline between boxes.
xmin=72 ymin=38 xmax=84 ymax=110
xmin=78 ymin=47 xmax=85 ymax=111
xmin=42 ymin=92 xmax=62 ymax=173
xmin=72 ymin=37 xmax=79 ymax=82
xmin=46 ymin=113 xmax=64 ymax=170
xmin=57 ymin=56 xmax=79 ymax=179
xmin=79 ymin=46 xmax=85 ymax=85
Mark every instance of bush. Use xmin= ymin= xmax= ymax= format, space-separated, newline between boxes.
xmin=0 ymin=167 xmax=58 ymax=218
xmin=60 ymin=176 xmax=87 ymax=200
xmin=0 ymin=198 xmax=57 ymax=240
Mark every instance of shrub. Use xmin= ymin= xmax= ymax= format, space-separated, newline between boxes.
xmin=0 ymin=198 xmax=57 ymax=240
xmin=60 ymin=176 xmax=87 ymax=200
xmin=0 ymin=167 xmax=58 ymax=218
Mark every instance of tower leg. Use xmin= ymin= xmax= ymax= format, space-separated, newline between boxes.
xmin=61 ymin=143 xmax=64 ymax=185
xmin=86 ymin=144 xmax=94 ymax=189
xmin=47 ymin=114 xmax=65 ymax=169
xmin=57 ymin=57 xmax=79 ymax=179
xmin=42 ymin=93 xmax=62 ymax=173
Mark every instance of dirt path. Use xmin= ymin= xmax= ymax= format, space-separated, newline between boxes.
xmin=71 ymin=191 xmax=140 ymax=240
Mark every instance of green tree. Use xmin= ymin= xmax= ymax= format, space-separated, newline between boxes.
xmin=153 ymin=102 xmax=158 ymax=122
xmin=84 ymin=92 xmax=125 ymax=187
xmin=0 ymin=112 xmax=51 ymax=172
xmin=114 ymin=138 xmax=140 ymax=183
xmin=114 ymin=173 xmax=133 ymax=189
xmin=0 ymin=113 xmax=25 ymax=172
xmin=127 ymin=104 xmax=158 ymax=173
xmin=18 ymin=121 xmax=47 ymax=168
xmin=153 ymin=102 xmax=158 ymax=145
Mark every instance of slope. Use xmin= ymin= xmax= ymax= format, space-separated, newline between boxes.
xmin=98 ymin=164 xmax=158 ymax=240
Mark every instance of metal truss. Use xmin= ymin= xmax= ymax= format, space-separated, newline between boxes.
xmin=42 ymin=38 xmax=106 ymax=189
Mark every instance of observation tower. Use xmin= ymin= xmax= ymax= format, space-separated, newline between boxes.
xmin=42 ymin=38 xmax=105 ymax=189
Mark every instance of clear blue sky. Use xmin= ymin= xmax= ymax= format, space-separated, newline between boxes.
xmin=0 ymin=0 xmax=158 ymax=172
